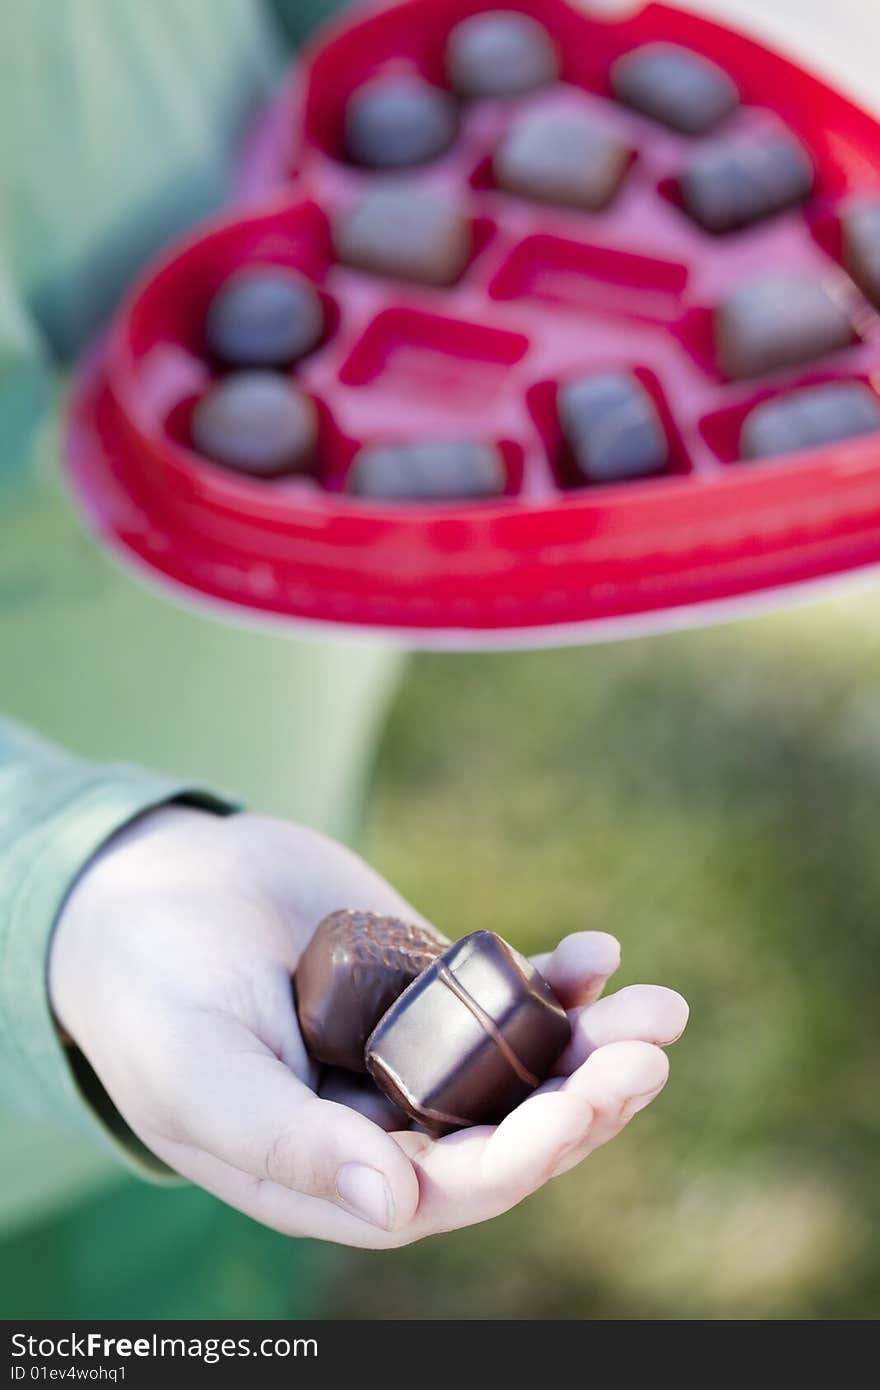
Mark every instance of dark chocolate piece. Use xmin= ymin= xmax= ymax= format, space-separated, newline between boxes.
xmin=843 ymin=202 xmax=880 ymax=310
xmin=446 ymin=10 xmax=560 ymax=99
xmin=740 ymin=381 xmax=880 ymax=460
xmin=333 ymin=186 xmax=472 ymax=286
xmin=366 ymin=931 xmax=571 ymax=1135
xmin=295 ymin=910 xmax=450 ymax=1073
xmin=558 ymin=371 xmax=669 ymax=483
xmin=678 ymin=132 xmax=814 ymax=233
xmin=716 ymin=275 xmax=853 ymax=381
xmin=611 ymin=43 xmax=738 ymax=136
xmin=204 ymin=268 xmax=324 ymax=370
xmin=344 ymin=75 xmax=458 ymax=169
xmin=494 ymin=108 xmax=630 ymax=212
xmin=349 ymin=440 xmax=506 ymax=502
xmin=190 ymin=371 xmax=318 ymax=477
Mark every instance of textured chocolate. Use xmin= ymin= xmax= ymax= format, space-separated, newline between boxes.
xmin=495 ymin=108 xmax=630 ymax=212
xmin=190 ymin=372 xmax=318 ymax=477
xmin=333 ymin=186 xmax=472 ymax=286
xmin=344 ymin=75 xmax=458 ymax=169
xmin=558 ymin=371 xmax=669 ymax=483
xmin=678 ymin=132 xmax=814 ymax=233
xmin=740 ymin=381 xmax=880 ymax=460
xmin=843 ymin=202 xmax=880 ymax=310
xmin=295 ymin=910 xmax=450 ymax=1073
xmin=366 ymin=931 xmax=571 ymax=1135
xmin=715 ymin=275 xmax=853 ymax=381
xmin=612 ymin=43 xmax=738 ymax=135
xmin=349 ymin=440 xmax=506 ymax=502
xmin=204 ymin=268 xmax=324 ymax=370
xmin=446 ymin=10 xmax=560 ymax=99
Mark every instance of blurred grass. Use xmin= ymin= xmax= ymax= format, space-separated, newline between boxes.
xmin=329 ymin=590 xmax=880 ymax=1319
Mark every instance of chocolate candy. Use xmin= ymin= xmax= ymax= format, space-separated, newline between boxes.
xmin=204 ymin=268 xmax=324 ymax=370
xmin=366 ymin=931 xmax=571 ymax=1135
xmin=333 ymin=186 xmax=472 ymax=286
xmin=495 ymin=108 xmax=630 ymax=212
xmin=344 ymin=75 xmax=458 ymax=169
xmin=612 ymin=43 xmax=738 ymax=135
xmin=740 ymin=381 xmax=880 ymax=460
xmin=190 ymin=371 xmax=318 ymax=477
xmin=446 ymin=10 xmax=560 ymax=100
xmin=558 ymin=371 xmax=669 ymax=483
xmin=678 ymin=132 xmax=814 ymax=233
xmin=348 ymin=440 xmax=506 ymax=502
xmin=295 ymin=910 xmax=450 ymax=1073
xmin=715 ymin=275 xmax=853 ymax=381
xmin=843 ymin=202 xmax=880 ymax=310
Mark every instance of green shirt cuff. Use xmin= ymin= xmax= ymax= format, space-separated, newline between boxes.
xmin=0 ymin=761 xmax=237 ymax=1182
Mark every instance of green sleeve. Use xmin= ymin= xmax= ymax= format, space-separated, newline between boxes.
xmin=267 ymin=0 xmax=350 ymax=47
xmin=0 ymin=718 xmax=237 ymax=1180
xmin=0 ymin=0 xmax=366 ymax=1200
xmin=0 ymin=258 xmax=235 ymax=1181
xmin=0 ymin=257 xmax=50 ymax=488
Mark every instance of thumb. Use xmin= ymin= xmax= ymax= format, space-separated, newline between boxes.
xmin=162 ymin=1023 xmax=421 ymax=1233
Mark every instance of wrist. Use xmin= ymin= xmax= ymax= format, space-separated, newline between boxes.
xmin=48 ymin=803 xmax=219 ymax=1044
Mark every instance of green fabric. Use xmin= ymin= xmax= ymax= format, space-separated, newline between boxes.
xmin=0 ymin=263 xmax=50 ymax=487
xmin=0 ymin=0 xmax=399 ymax=1317
xmin=2 ymin=416 xmax=403 ymax=842
xmin=0 ymin=0 xmax=280 ymax=355
xmin=0 ymin=720 xmax=236 ymax=1187
xmin=270 ymin=0 xmax=354 ymax=47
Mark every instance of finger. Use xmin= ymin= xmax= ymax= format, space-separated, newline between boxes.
xmin=173 ymin=1094 xmax=590 ymax=1249
xmin=150 ymin=1138 xmax=421 ymax=1249
xmin=157 ymin=1042 xmax=654 ymax=1249
xmin=163 ymin=1043 xmax=663 ymax=1247
xmin=531 ymin=931 xmax=621 ymax=1008
xmin=390 ymin=1090 xmax=594 ymax=1238
xmin=551 ymin=1040 xmax=670 ymax=1177
xmin=318 ymin=1067 xmax=410 ymax=1133
xmin=555 ymin=984 xmax=689 ymax=1073
xmin=165 ymin=1015 xmax=420 ymax=1233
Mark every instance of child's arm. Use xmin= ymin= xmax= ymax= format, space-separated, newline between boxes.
xmin=0 ymin=720 xmax=236 ymax=1175
xmin=47 ymin=799 xmax=688 ymax=1247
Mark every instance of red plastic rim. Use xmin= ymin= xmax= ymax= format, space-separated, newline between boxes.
xmin=64 ymin=0 xmax=880 ymax=643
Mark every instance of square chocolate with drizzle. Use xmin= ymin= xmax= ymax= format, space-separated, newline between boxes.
xmin=494 ymin=108 xmax=630 ymax=213
xmin=843 ymin=202 xmax=880 ymax=310
xmin=365 ymin=931 xmax=571 ymax=1135
xmin=333 ymin=186 xmax=472 ymax=287
xmin=715 ymin=274 xmax=853 ymax=380
xmin=740 ymin=381 xmax=880 ymax=459
xmin=612 ymin=43 xmax=738 ymax=136
xmin=348 ymin=439 xmax=506 ymax=501
xmin=678 ymin=131 xmax=813 ymax=234
xmin=558 ymin=371 xmax=669 ymax=484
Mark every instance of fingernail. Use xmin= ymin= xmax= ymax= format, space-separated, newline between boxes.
xmin=621 ymin=1086 xmax=664 ymax=1122
xmin=335 ymin=1163 xmax=394 ymax=1230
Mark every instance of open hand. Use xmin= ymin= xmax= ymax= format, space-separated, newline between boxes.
xmin=50 ymin=807 xmax=688 ymax=1248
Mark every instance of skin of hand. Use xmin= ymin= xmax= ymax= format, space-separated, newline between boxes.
xmin=49 ymin=807 xmax=688 ymax=1249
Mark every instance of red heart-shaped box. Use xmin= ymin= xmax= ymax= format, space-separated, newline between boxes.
xmin=66 ymin=0 xmax=880 ymax=645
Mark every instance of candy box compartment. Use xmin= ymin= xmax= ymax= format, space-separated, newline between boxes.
xmin=67 ymin=0 xmax=880 ymax=644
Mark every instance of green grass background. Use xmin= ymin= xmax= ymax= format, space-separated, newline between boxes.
xmin=330 ymin=590 xmax=880 ymax=1318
